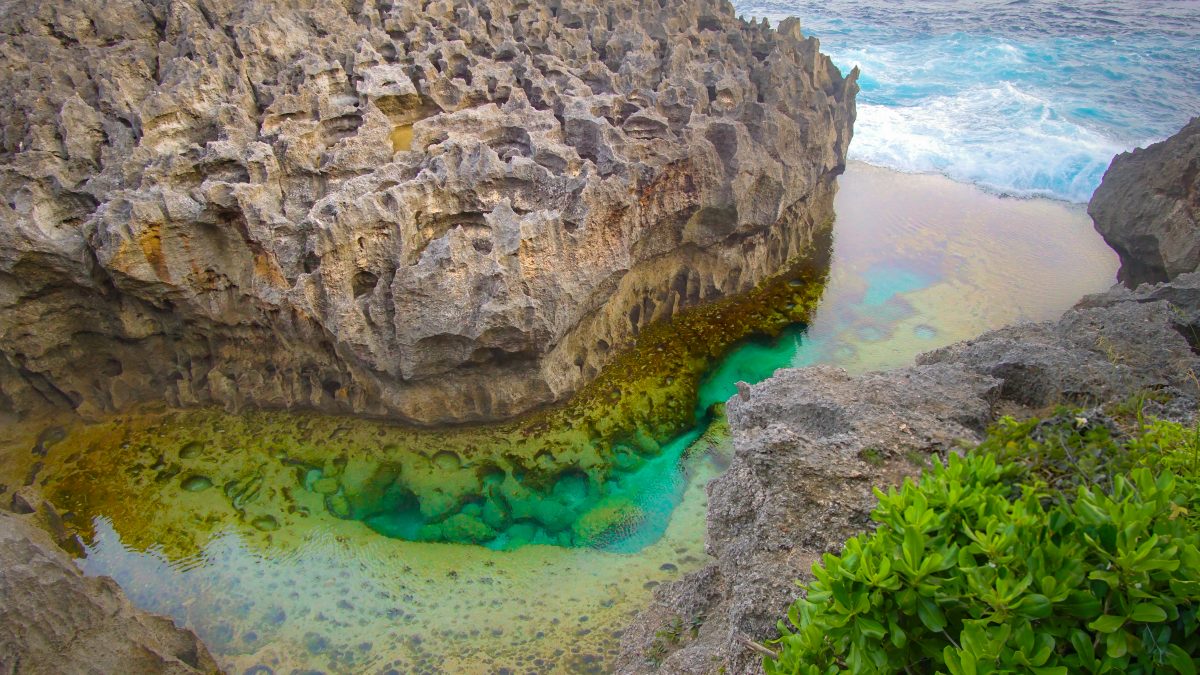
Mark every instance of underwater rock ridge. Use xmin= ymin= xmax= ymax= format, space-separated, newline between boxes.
xmin=0 ymin=0 xmax=857 ymax=425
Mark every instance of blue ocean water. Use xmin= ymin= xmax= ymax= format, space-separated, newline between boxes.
xmin=734 ymin=0 xmax=1200 ymax=202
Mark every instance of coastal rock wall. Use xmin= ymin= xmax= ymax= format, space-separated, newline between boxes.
xmin=617 ymin=274 xmax=1200 ymax=674
xmin=1089 ymin=117 xmax=1199 ymax=288
xmin=0 ymin=0 xmax=857 ymax=424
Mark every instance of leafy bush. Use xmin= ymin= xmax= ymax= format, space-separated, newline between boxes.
xmin=765 ymin=414 xmax=1200 ymax=674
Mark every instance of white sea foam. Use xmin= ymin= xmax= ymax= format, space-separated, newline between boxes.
xmin=735 ymin=1 xmax=1200 ymax=203
xmin=848 ymin=84 xmax=1138 ymax=202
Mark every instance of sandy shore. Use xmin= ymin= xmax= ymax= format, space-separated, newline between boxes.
xmin=796 ymin=160 xmax=1118 ymax=372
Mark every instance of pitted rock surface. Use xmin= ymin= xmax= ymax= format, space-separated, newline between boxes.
xmin=1089 ymin=117 xmax=1200 ymax=288
xmin=617 ymin=277 xmax=1200 ymax=674
xmin=0 ymin=0 xmax=856 ymax=424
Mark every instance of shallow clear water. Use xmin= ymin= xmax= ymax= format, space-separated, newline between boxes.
xmin=735 ymin=0 xmax=1200 ymax=202
xmin=0 ymin=165 xmax=1119 ymax=673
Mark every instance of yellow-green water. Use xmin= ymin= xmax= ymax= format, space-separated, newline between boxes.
xmin=0 ymin=162 xmax=1118 ymax=673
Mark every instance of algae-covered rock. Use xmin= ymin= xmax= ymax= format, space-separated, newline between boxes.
xmin=311 ymin=478 xmax=340 ymax=495
xmin=530 ymin=500 xmax=577 ymax=534
xmin=416 ymin=523 xmax=445 ymax=543
xmin=572 ymin=497 xmax=646 ymax=548
xmin=178 ymin=442 xmax=204 ymax=460
xmin=481 ymin=498 xmax=512 ymax=532
xmin=180 ymin=476 xmax=213 ymax=493
xmin=501 ymin=522 xmax=540 ymax=550
xmin=250 ymin=515 xmax=280 ymax=532
xmin=440 ymin=514 xmax=498 ymax=545
xmin=324 ymin=494 xmax=352 ymax=520
xmin=418 ymin=490 xmax=462 ymax=522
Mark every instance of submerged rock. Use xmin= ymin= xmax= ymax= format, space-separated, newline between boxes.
xmin=572 ymin=496 xmax=646 ymax=547
xmin=440 ymin=513 xmax=497 ymax=544
xmin=0 ymin=511 xmax=219 ymax=674
xmin=617 ymin=276 xmax=1200 ymax=674
xmin=1089 ymin=117 xmax=1200 ymax=288
xmin=0 ymin=0 xmax=856 ymax=425
xmin=179 ymin=475 xmax=213 ymax=492
xmin=250 ymin=515 xmax=279 ymax=532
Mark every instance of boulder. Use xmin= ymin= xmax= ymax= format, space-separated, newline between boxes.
xmin=1089 ymin=117 xmax=1200 ymax=288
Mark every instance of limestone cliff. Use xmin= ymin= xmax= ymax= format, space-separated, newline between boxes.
xmin=1089 ymin=117 xmax=1200 ymax=288
xmin=0 ymin=0 xmax=857 ymax=425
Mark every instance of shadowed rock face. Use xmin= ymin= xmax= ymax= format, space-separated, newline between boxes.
xmin=0 ymin=0 xmax=857 ymax=425
xmin=1089 ymin=117 xmax=1200 ymax=289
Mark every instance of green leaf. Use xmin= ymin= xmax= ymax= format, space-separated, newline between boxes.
xmin=1069 ymin=629 xmax=1095 ymax=664
xmin=888 ymin=618 xmax=908 ymax=649
xmin=1089 ymin=615 xmax=1126 ymax=634
xmin=1166 ymin=644 xmax=1198 ymax=675
xmin=1016 ymin=593 xmax=1053 ymax=619
xmin=857 ymin=616 xmax=886 ymax=640
xmin=944 ymin=647 xmax=977 ymax=675
xmin=1058 ymin=594 xmax=1102 ymax=619
xmin=917 ymin=597 xmax=947 ymax=632
xmin=1129 ymin=603 xmax=1168 ymax=623
xmin=903 ymin=526 xmax=924 ymax=569
xmin=1105 ymin=629 xmax=1128 ymax=659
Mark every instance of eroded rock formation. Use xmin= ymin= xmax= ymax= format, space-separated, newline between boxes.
xmin=617 ymin=273 xmax=1200 ymax=674
xmin=1089 ymin=117 xmax=1200 ymax=288
xmin=0 ymin=509 xmax=219 ymax=674
xmin=0 ymin=0 xmax=856 ymax=425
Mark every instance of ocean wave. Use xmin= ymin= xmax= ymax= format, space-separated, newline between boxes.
xmin=734 ymin=0 xmax=1200 ymax=203
xmin=849 ymin=85 xmax=1137 ymax=203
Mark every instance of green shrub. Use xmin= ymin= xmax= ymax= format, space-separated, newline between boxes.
xmin=765 ymin=415 xmax=1200 ymax=674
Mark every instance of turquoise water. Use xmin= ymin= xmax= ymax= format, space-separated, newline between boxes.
xmin=358 ymin=423 xmax=707 ymax=554
xmin=735 ymin=0 xmax=1200 ymax=202
xmin=697 ymin=260 xmax=937 ymax=415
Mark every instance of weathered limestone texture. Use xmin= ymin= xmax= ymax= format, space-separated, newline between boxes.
xmin=0 ymin=0 xmax=857 ymax=424
xmin=0 ymin=510 xmax=219 ymax=674
xmin=617 ymin=274 xmax=1200 ymax=674
xmin=1089 ymin=117 xmax=1200 ymax=288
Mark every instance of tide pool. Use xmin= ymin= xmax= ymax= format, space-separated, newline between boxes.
xmin=0 ymin=164 xmax=1119 ymax=673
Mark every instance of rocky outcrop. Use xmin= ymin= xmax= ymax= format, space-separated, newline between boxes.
xmin=0 ymin=0 xmax=856 ymax=425
xmin=1089 ymin=117 xmax=1200 ymax=288
xmin=617 ymin=273 xmax=1200 ymax=674
xmin=0 ymin=510 xmax=219 ymax=674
